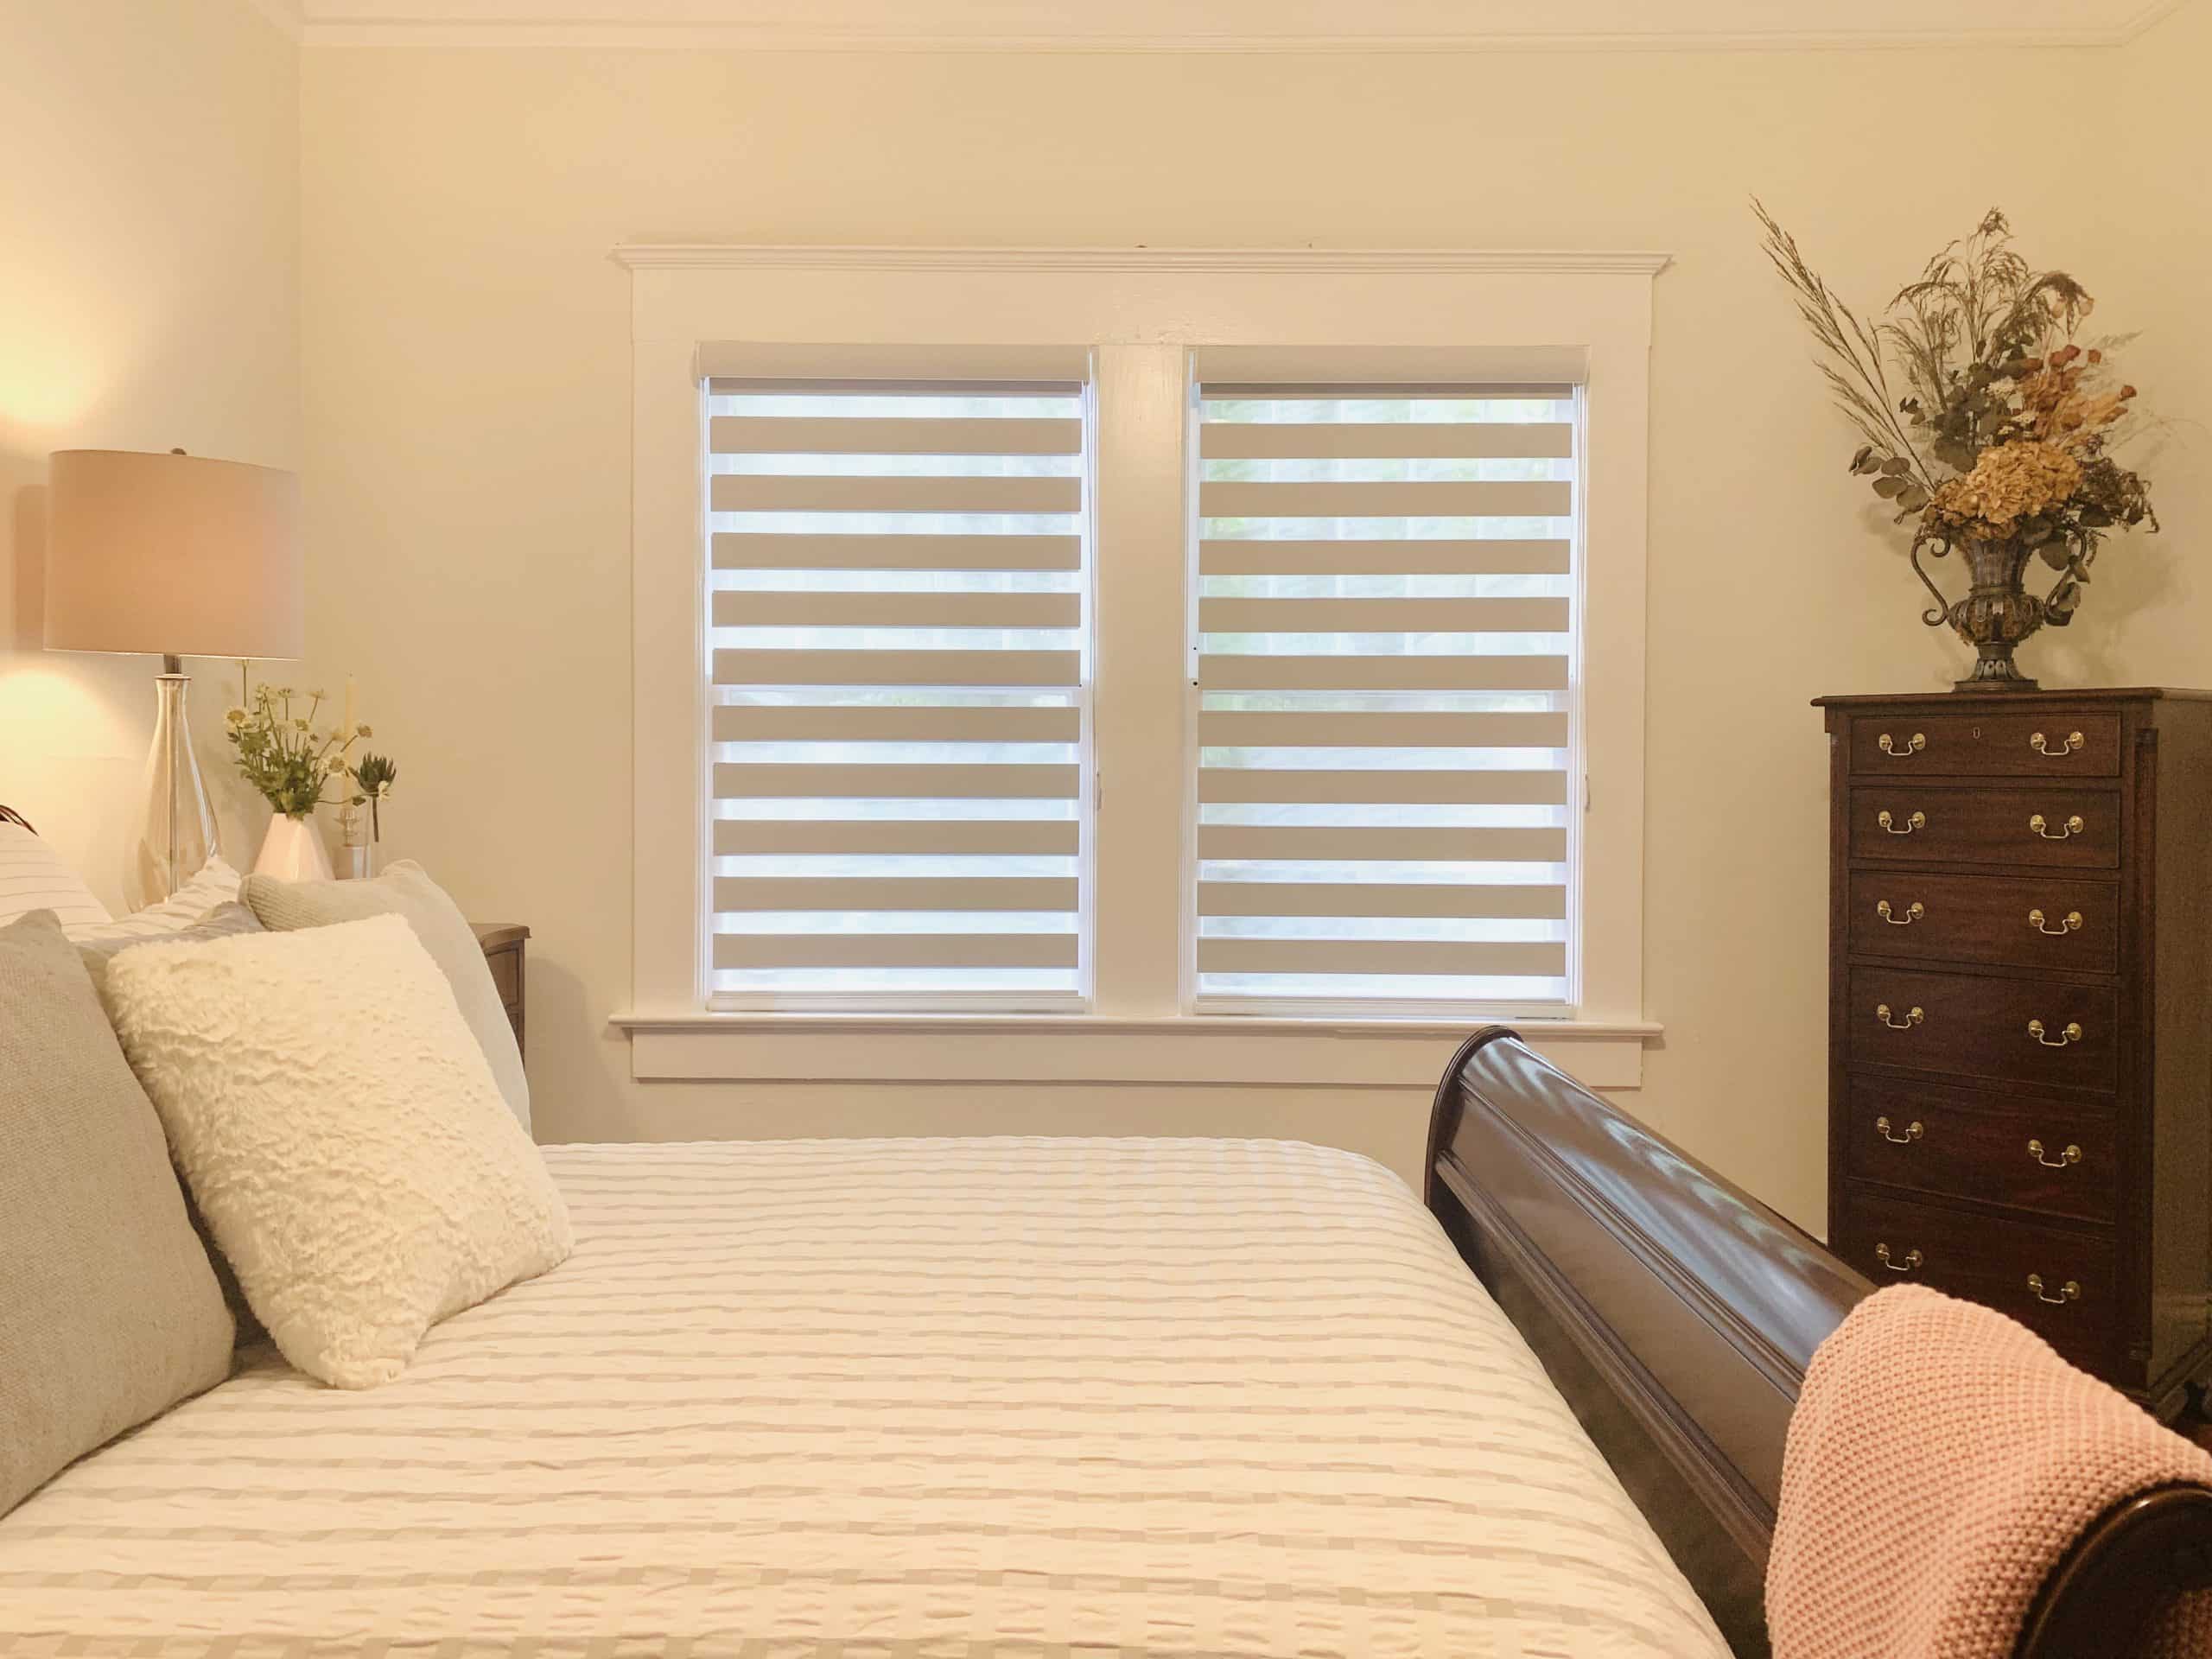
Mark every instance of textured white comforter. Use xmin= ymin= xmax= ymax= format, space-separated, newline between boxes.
xmin=0 ymin=1138 xmax=1727 ymax=1657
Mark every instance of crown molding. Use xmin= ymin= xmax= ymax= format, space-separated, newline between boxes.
xmin=300 ymin=0 xmax=2183 ymax=51
xmin=2116 ymin=0 xmax=2190 ymax=38
xmin=240 ymin=0 xmax=306 ymax=38
xmin=610 ymin=245 xmax=1675 ymax=276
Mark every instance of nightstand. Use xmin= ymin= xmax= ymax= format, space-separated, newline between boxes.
xmin=471 ymin=923 xmax=529 ymax=1062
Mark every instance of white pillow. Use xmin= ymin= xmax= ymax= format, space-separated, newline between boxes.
xmin=105 ymin=913 xmax=572 ymax=1389
xmin=66 ymin=855 xmax=240 ymax=943
xmin=241 ymin=861 xmax=530 ymax=1133
xmin=0 ymin=822 xmax=111 ymax=928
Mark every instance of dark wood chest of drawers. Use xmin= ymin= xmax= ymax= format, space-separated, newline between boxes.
xmin=1819 ymin=689 xmax=2212 ymax=1416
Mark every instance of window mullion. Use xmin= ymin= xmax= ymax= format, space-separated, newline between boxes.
xmin=1089 ymin=342 xmax=1195 ymax=1018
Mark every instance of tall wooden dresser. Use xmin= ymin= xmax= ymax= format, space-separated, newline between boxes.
xmin=1818 ymin=689 xmax=2212 ymax=1416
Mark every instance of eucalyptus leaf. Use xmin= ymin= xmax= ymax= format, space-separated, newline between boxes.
xmin=1872 ymin=475 xmax=1908 ymax=499
xmin=1879 ymin=454 xmax=1911 ymax=476
xmin=2038 ymin=541 xmax=2071 ymax=569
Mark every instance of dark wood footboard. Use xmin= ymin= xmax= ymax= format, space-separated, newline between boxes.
xmin=1428 ymin=1027 xmax=2212 ymax=1658
xmin=1425 ymin=1027 xmax=1867 ymax=1654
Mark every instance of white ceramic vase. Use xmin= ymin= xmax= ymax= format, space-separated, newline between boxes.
xmin=254 ymin=813 xmax=334 ymax=883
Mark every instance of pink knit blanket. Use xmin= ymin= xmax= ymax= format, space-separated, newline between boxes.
xmin=1768 ymin=1285 xmax=2212 ymax=1658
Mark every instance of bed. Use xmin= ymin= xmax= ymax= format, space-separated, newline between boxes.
xmin=0 ymin=1133 xmax=1726 ymax=1656
xmin=0 ymin=1010 xmax=2205 ymax=1655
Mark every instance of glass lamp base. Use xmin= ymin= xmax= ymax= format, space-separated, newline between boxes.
xmin=129 ymin=671 xmax=220 ymax=910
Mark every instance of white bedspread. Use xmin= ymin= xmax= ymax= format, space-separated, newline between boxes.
xmin=0 ymin=1138 xmax=1727 ymax=1657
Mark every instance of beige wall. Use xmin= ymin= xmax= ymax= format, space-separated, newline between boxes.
xmin=300 ymin=22 xmax=2209 ymax=1217
xmin=2 ymin=7 xmax=2193 ymax=1223
xmin=0 ymin=0 xmax=302 ymax=908
xmin=2106 ymin=0 xmax=2212 ymax=686
xmin=0 ymin=16 xmax=2132 ymax=1221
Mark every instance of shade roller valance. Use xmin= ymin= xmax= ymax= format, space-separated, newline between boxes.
xmin=1190 ymin=343 xmax=1587 ymax=386
xmin=699 ymin=342 xmax=1090 ymax=383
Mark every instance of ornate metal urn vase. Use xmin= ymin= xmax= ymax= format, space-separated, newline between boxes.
xmin=1916 ymin=536 xmax=2053 ymax=691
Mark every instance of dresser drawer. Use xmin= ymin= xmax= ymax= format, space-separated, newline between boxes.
xmin=1848 ymin=711 xmax=2121 ymax=778
xmin=1833 ymin=1186 xmax=2117 ymax=1374
xmin=1847 ymin=966 xmax=2118 ymax=1092
xmin=1840 ymin=1075 xmax=2118 ymax=1224
xmin=1847 ymin=785 xmax=2120 ymax=869
xmin=1845 ymin=870 xmax=2119 ymax=973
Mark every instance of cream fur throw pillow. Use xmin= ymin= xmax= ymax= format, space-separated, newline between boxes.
xmin=105 ymin=914 xmax=572 ymax=1389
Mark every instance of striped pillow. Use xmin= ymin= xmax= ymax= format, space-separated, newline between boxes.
xmin=66 ymin=856 xmax=241 ymax=944
xmin=74 ymin=900 xmax=264 ymax=1002
xmin=0 ymin=823 xmax=111 ymax=929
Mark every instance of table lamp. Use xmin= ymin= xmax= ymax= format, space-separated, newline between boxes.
xmin=44 ymin=448 xmax=305 ymax=908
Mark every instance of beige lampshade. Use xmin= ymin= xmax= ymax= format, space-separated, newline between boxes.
xmin=44 ymin=448 xmax=304 ymax=660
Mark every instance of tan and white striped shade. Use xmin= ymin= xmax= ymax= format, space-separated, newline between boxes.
xmin=708 ymin=375 xmax=1088 ymax=1003
xmin=1192 ymin=384 xmax=1577 ymax=1011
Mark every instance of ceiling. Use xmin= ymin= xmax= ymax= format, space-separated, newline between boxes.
xmin=274 ymin=0 xmax=2183 ymax=48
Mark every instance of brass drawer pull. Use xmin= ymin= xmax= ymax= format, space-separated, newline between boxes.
xmin=2028 ymin=908 xmax=2084 ymax=936
xmin=1876 ymin=1116 xmax=1923 ymax=1145
xmin=1879 ymin=732 xmax=1926 ymax=757
xmin=1876 ymin=1003 xmax=1924 ymax=1031
xmin=2028 ymin=1019 xmax=2084 ymax=1047
xmin=1878 ymin=899 xmax=1925 ymax=925
xmin=2027 ymin=1273 xmax=2082 ymax=1306
xmin=2029 ymin=813 xmax=2086 ymax=841
xmin=2030 ymin=730 xmax=2086 ymax=757
xmin=1878 ymin=810 xmax=1926 ymax=836
xmin=2027 ymin=1138 xmax=2082 ymax=1169
xmin=1875 ymin=1243 xmax=1923 ymax=1274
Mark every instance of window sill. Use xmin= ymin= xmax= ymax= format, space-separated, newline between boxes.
xmin=609 ymin=1011 xmax=1660 ymax=1090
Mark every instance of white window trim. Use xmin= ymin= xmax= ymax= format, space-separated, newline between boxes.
xmin=614 ymin=245 xmax=1669 ymax=1087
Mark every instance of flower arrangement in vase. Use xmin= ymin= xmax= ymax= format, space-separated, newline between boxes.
xmin=1758 ymin=204 xmax=2158 ymax=689
xmin=225 ymin=672 xmax=384 ymax=880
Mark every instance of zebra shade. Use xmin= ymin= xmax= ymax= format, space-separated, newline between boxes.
xmin=1192 ymin=384 xmax=1577 ymax=1011
xmin=709 ymin=375 xmax=1087 ymax=1003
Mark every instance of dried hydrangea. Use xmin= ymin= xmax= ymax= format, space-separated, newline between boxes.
xmin=1931 ymin=442 xmax=2083 ymax=537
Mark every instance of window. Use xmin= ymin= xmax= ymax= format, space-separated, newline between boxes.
xmin=1189 ymin=383 xmax=1579 ymax=1014
xmin=706 ymin=370 xmax=1091 ymax=1008
xmin=621 ymin=250 xmax=1659 ymax=1085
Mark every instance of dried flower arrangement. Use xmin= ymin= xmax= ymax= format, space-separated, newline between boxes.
xmin=1757 ymin=203 xmax=2158 ymax=686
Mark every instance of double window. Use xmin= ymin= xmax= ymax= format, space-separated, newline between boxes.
xmin=705 ymin=360 xmax=1580 ymax=1019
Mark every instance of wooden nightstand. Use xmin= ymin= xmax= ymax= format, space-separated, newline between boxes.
xmin=471 ymin=923 xmax=529 ymax=1062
